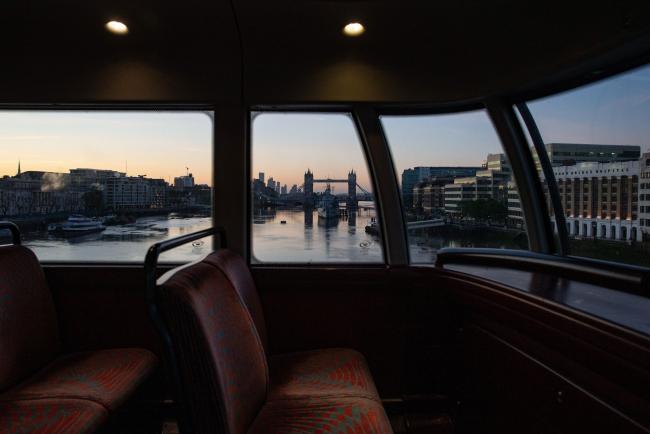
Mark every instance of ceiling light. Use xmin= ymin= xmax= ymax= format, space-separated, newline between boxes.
xmin=105 ymin=21 xmax=128 ymax=35
xmin=343 ymin=22 xmax=365 ymax=37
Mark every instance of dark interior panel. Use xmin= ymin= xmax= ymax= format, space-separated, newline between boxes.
xmin=441 ymin=270 xmax=650 ymax=433
xmin=457 ymin=324 xmax=648 ymax=434
xmin=250 ymin=266 xmax=458 ymax=399
xmin=44 ymin=266 xmax=163 ymax=355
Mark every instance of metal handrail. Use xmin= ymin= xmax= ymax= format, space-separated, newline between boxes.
xmin=436 ymin=247 xmax=649 ymax=297
xmin=144 ymin=226 xmax=227 ymax=434
xmin=0 ymin=221 xmax=21 ymax=245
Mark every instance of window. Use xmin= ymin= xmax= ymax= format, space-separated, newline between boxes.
xmin=0 ymin=111 xmax=213 ymax=262
xmin=526 ymin=64 xmax=650 ymax=266
xmin=382 ymin=110 xmax=529 ymax=264
xmin=250 ymin=112 xmax=383 ymax=263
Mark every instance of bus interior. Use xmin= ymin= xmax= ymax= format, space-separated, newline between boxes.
xmin=0 ymin=1 xmax=649 ymax=433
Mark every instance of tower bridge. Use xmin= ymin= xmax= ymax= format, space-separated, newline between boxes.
xmin=304 ymin=169 xmax=370 ymax=208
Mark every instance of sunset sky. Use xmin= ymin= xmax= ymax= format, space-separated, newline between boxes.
xmin=0 ymin=111 xmax=213 ymax=185
xmin=2 ymin=64 xmax=650 ymax=192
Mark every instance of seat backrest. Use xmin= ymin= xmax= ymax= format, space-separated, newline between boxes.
xmin=0 ymin=245 xmax=60 ymax=391
xmin=158 ymin=253 xmax=268 ymax=434
xmin=203 ymin=249 xmax=267 ymax=352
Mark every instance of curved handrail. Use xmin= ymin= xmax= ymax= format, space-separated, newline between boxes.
xmin=436 ymin=247 xmax=649 ymax=297
xmin=144 ymin=226 xmax=227 ymax=434
xmin=0 ymin=221 xmax=21 ymax=245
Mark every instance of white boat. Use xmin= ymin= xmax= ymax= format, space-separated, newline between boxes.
xmin=49 ymin=215 xmax=106 ymax=235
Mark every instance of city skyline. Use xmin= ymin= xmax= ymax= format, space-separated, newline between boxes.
xmin=0 ymin=111 xmax=213 ymax=186
xmin=2 ymin=64 xmax=650 ymax=191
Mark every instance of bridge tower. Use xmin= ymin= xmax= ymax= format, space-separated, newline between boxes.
xmin=347 ymin=169 xmax=357 ymax=210
xmin=304 ymin=169 xmax=314 ymax=206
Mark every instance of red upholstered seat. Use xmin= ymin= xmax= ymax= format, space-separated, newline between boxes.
xmin=203 ymin=250 xmax=268 ymax=351
xmin=205 ymin=249 xmax=383 ymax=403
xmin=0 ymin=245 xmax=61 ymax=392
xmin=0 ymin=348 xmax=158 ymax=411
xmin=0 ymin=398 xmax=108 ymax=434
xmin=158 ymin=250 xmax=393 ymax=433
xmin=0 ymin=243 xmax=158 ymax=433
xmin=248 ymin=397 xmax=393 ymax=434
xmin=268 ymin=349 xmax=380 ymax=402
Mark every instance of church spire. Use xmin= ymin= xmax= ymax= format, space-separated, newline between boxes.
xmin=17 ymin=160 xmax=21 ymax=176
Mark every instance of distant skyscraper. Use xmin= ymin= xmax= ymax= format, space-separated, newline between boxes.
xmin=259 ymin=172 xmax=265 ymax=184
xmin=281 ymin=184 xmax=287 ymax=195
xmin=402 ymin=166 xmax=480 ymax=208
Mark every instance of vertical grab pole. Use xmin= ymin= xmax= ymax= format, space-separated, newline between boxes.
xmin=516 ymin=102 xmax=569 ymax=255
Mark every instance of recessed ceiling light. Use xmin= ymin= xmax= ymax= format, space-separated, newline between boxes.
xmin=343 ymin=22 xmax=365 ymax=37
xmin=105 ymin=20 xmax=128 ymax=35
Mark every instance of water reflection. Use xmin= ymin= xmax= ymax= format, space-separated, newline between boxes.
xmin=252 ymin=205 xmax=382 ymax=263
xmin=408 ymin=226 xmax=529 ymax=263
xmin=23 ymin=214 xmax=212 ymax=262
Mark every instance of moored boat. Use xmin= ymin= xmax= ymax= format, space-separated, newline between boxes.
xmin=365 ymin=217 xmax=379 ymax=236
xmin=317 ymin=184 xmax=339 ymax=221
xmin=48 ymin=215 xmax=106 ymax=235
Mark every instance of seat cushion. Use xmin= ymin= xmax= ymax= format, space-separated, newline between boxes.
xmin=268 ymin=349 xmax=380 ymax=402
xmin=0 ymin=348 xmax=157 ymax=412
xmin=248 ymin=396 xmax=393 ymax=434
xmin=0 ymin=245 xmax=60 ymax=391
xmin=0 ymin=398 xmax=108 ymax=434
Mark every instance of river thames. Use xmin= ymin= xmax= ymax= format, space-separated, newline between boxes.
xmin=15 ymin=204 xmax=530 ymax=263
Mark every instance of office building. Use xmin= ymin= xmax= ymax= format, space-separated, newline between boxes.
xmin=637 ymin=152 xmax=650 ymax=240
xmin=550 ymin=159 xmax=641 ymax=241
xmin=174 ymin=173 xmax=195 ymax=189
xmin=402 ymin=166 xmax=481 ymax=208
xmin=444 ymin=170 xmax=509 ymax=214
xmin=105 ymin=176 xmax=167 ymax=210
xmin=539 ymin=143 xmax=640 ymax=168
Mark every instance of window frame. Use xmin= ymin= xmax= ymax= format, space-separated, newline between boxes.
xmin=0 ymin=103 xmax=217 ymax=267
xmin=511 ymin=64 xmax=650 ymax=273
xmin=376 ymin=101 xmax=554 ymax=262
xmin=246 ymin=107 xmax=393 ymax=266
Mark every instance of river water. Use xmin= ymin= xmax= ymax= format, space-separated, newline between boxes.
xmin=15 ymin=204 xmax=527 ymax=264
xmin=22 ymin=214 xmax=213 ymax=263
xmin=252 ymin=207 xmax=383 ymax=263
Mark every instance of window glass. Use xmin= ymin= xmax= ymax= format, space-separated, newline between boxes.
xmin=527 ymin=64 xmax=650 ymax=267
xmin=0 ymin=111 xmax=213 ymax=262
xmin=251 ymin=112 xmax=383 ymax=263
xmin=382 ymin=110 xmax=529 ymax=264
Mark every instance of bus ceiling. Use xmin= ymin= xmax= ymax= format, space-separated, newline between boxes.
xmin=0 ymin=1 xmax=650 ymax=105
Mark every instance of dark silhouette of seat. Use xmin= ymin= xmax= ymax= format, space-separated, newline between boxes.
xmin=156 ymin=249 xmax=392 ymax=433
xmin=0 ymin=224 xmax=158 ymax=434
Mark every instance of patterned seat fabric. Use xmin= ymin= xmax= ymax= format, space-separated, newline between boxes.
xmin=159 ymin=250 xmax=393 ymax=433
xmin=158 ymin=258 xmax=269 ymax=434
xmin=0 ymin=348 xmax=158 ymax=412
xmin=248 ymin=397 xmax=393 ymax=434
xmin=269 ymin=349 xmax=380 ymax=402
xmin=203 ymin=249 xmax=268 ymax=351
xmin=0 ymin=398 xmax=108 ymax=434
xmin=205 ymin=250 xmax=384 ymax=403
xmin=158 ymin=252 xmax=392 ymax=434
xmin=0 ymin=246 xmax=60 ymax=391
xmin=0 ymin=244 xmax=159 ymax=433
